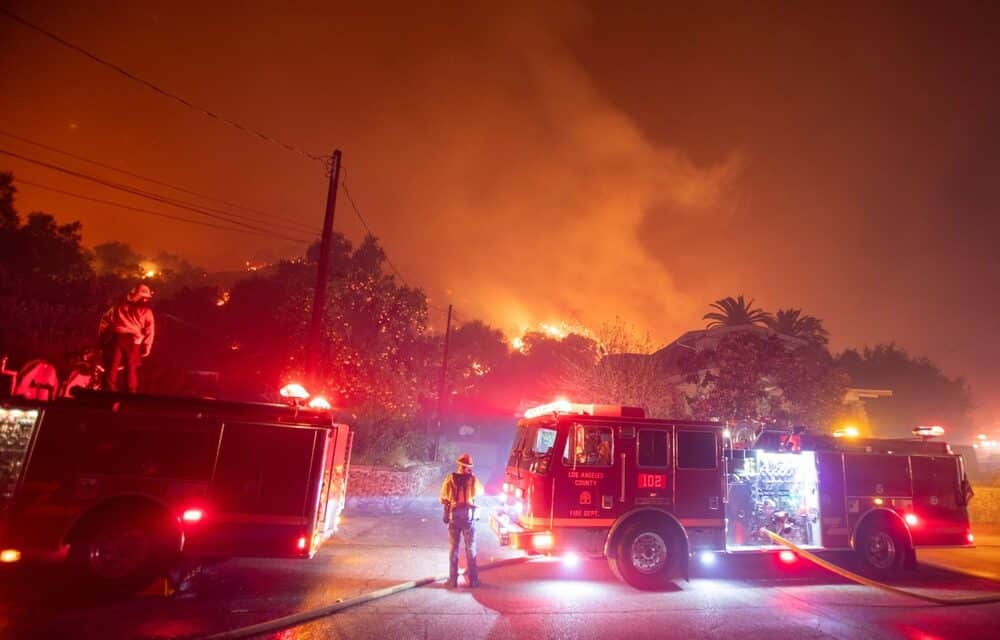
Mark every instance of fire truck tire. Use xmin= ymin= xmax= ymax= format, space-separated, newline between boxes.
xmin=68 ymin=504 xmax=180 ymax=594
xmin=612 ymin=519 xmax=683 ymax=591
xmin=855 ymin=519 xmax=907 ymax=575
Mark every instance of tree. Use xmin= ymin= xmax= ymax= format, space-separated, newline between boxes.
xmin=837 ymin=344 xmax=974 ymax=438
xmin=703 ymin=295 xmax=772 ymax=328
xmin=443 ymin=319 xmax=511 ymax=408
xmin=680 ymin=331 xmax=848 ymax=427
xmin=562 ymin=319 xmax=677 ymax=418
xmin=94 ymin=241 xmax=143 ymax=278
xmin=0 ymin=172 xmax=17 ymax=229
xmin=766 ymin=308 xmax=830 ymax=346
xmin=0 ymin=176 xmax=103 ymax=370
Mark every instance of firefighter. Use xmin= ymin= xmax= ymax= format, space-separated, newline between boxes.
xmin=98 ymin=283 xmax=155 ymax=393
xmin=440 ymin=453 xmax=480 ymax=588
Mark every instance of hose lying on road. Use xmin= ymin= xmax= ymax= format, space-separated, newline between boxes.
xmin=199 ymin=556 xmax=529 ymax=640
xmin=761 ymin=529 xmax=1000 ymax=606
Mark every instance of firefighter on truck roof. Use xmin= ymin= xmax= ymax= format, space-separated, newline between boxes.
xmin=98 ymin=283 xmax=155 ymax=393
xmin=440 ymin=453 xmax=480 ymax=588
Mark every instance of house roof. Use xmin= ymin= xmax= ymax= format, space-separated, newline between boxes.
xmin=652 ymin=325 xmax=809 ymax=372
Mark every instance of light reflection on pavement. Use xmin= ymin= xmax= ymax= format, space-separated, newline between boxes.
xmin=1 ymin=500 xmax=998 ymax=640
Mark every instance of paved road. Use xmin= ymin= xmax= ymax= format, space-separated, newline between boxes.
xmin=2 ymin=500 xmax=998 ymax=640
xmin=919 ymin=525 xmax=1000 ymax=581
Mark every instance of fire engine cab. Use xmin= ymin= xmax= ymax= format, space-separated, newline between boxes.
xmin=490 ymin=401 xmax=974 ymax=590
xmin=0 ymin=387 xmax=352 ymax=593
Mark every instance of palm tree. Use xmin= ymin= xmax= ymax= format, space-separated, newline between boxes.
xmin=766 ymin=308 xmax=829 ymax=346
xmin=703 ymin=295 xmax=772 ymax=328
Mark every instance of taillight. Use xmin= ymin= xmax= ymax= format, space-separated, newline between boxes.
xmin=182 ymin=508 xmax=204 ymax=523
xmin=967 ymin=531 xmax=975 ymax=544
xmin=297 ymin=535 xmax=308 ymax=551
xmin=904 ymin=513 xmax=919 ymax=527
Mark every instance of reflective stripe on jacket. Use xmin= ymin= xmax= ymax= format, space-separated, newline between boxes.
xmin=440 ymin=472 xmax=477 ymax=508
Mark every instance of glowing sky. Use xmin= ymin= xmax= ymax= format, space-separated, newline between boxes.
xmin=2 ymin=2 xmax=998 ymax=428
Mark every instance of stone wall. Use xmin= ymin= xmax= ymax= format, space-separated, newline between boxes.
xmin=970 ymin=486 xmax=1000 ymax=525
xmin=345 ymin=463 xmax=445 ymax=514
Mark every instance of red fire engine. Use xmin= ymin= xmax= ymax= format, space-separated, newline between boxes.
xmin=490 ymin=401 xmax=974 ymax=590
xmin=0 ymin=388 xmax=352 ymax=593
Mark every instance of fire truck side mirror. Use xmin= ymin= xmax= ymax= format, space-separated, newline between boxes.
xmin=960 ymin=476 xmax=974 ymax=506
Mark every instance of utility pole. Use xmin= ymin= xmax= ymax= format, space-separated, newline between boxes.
xmin=432 ymin=304 xmax=453 ymax=460
xmin=306 ymin=149 xmax=342 ymax=382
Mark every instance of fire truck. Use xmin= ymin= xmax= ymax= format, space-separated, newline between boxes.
xmin=490 ymin=401 xmax=974 ymax=590
xmin=0 ymin=387 xmax=352 ymax=593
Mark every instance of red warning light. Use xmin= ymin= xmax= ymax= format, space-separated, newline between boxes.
xmin=297 ymin=535 xmax=308 ymax=551
xmin=779 ymin=550 xmax=796 ymax=564
xmin=280 ymin=383 xmax=310 ymax=400
xmin=308 ymin=396 xmax=332 ymax=410
xmin=182 ymin=508 xmax=204 ymax=523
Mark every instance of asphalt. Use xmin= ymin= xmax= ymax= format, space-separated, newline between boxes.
xmin=1 ymin=499 xmax=998 ymax=640
xmin=918 ymin=524 xmax=1000 ymax=581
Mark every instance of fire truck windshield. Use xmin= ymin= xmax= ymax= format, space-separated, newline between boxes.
xmin=531 ymin=427 xmax=557 ymax=456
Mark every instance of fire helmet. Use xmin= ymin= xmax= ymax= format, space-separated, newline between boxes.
xmin=456 ymin=453 xmax=473 ymax=468
xmin=129 ymin=283 xmax=154 ymax=301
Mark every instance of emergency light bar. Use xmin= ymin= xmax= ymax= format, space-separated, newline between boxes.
xmin=524 ymin=400 xmax=581 ymax=419
xmin=913 ymin=425 xmax=945 ymax=438
xmin=522 ymin=400 xmax=645 ymax=420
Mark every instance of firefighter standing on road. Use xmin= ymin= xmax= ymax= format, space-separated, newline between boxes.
xmin=98 ymin=283 xmax=155 ymax=393
xmin=440 ymin=453 xmax=480 ymax=588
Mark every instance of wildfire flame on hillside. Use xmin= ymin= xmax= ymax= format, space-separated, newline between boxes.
xmin=509 ymin=321 xmax=593 ymax=353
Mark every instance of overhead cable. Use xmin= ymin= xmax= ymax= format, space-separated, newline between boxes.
xmin=0 ymin=128 xmax=318 ymax=233
xmin=15 ymin=179 xmax=294 ymax=239
xmin=340 ymin=172 xmax=409 ymax=287
xmin=0 ymin=7 xmax=329 ymax=166
xmin=1 ymin=148 xmax=313 ymax=244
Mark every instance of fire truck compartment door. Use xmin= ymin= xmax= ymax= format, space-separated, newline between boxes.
xmin=817 ymin=452 xmax=849 ymax=548
xmin=910 ymin=455 xmax=968 ymax=545
xmin=673 ymin=429 xmax=723 ymax=525
xmin=0 ymin=407 xmax=42 ymax=531
xmin=193 ymin=422 xmax=328 ymax=557
xmin=633 ymin=427 xmax=670 ymax=507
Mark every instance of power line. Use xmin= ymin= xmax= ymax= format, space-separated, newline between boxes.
xmin=16 ymin=178 xmax=292 ymax=239
xmin=1 ymin=6 xmax=444 ymax=302
xmin=339 ymin=170 xmax=455 ymax=316
xmin=1 ymin=148 xmax=314 ymax=244
xmin=0 ymin=6 xmax=329 ymax=166
xmin=340 ymin=172 xmax=410 ymax=287
xmin=1 ymin=147 xmax=311 ymax=241
xmin=0 ymin=129 xmax=319 ymax=234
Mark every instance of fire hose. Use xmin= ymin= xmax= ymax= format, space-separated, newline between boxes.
xmin=199 ymin=556 xmax=529 ymax=640
xmin=761 ymin=529 xmax=1000 ymax=606
xmin=198 ymin=533 xmax=999 ymax=638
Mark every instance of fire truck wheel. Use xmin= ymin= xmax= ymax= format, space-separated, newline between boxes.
xmin=855 ymin=521 xmax=907 ymax=574
xmin=68 ymin=506 xmax=180 ymax=594
xmin=613 ymin=519 xmax=682 ymax=590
